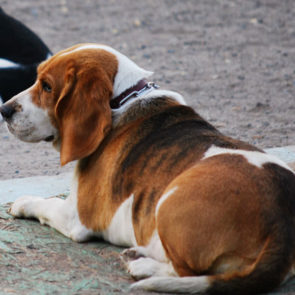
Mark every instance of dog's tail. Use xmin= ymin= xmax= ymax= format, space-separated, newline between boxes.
xmin=131 ymin=232 xmax=294 ymax=294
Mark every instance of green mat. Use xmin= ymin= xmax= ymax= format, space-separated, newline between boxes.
xmin=0 ymin=203 xmax=137 ymax=295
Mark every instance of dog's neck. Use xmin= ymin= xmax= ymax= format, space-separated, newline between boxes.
xmin=104 ymin=47 xmax=153 ymax=99
xmin=106 ymin=46 xmax=186 ymax=120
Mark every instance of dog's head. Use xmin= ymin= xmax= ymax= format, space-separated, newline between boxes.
xmin=0 ymin=43 xmax=152 ymax=165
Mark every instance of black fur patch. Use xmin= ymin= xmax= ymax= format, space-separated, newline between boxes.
xmin=111 ymin=103 xmax=261 ymax=232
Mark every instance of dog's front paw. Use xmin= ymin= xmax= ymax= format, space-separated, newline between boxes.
xmin=9 ymin=196 xmax=38 ymax=218
xmin=127 ymin=257 xmax=157 ymax=280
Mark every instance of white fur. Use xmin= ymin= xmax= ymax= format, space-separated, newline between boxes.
xmin=102 ymin=194 xmax=137 ymax=247
xmin=142 ymin=231 xmax=168 ymax=262
xmin=131 ymin=276 xmax=210 ymax=294
xmin=0 ymin=58 xmax=20 ymax=69
xmin=144 ymin=89 xmax=187 ymax=105
xmin=123 ymin=230 xmax=169 ymax=263
xmin=10 ymin=172 xmax=93 ymax=242
xmin=4 ymin=85 xmax=58 ymax=142
xmin=204 ymin=145 xmax=294 ymax=173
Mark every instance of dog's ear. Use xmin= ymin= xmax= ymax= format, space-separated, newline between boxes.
xmin=55 ymin=65 xmax=112 ymax=166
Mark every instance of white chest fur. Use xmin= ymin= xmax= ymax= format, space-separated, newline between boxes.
xmin=102 ymin=194 xmax=137 ymax=247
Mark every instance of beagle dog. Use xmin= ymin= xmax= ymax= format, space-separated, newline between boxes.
xmin=1 ymin=43 xmax=295 ymax=294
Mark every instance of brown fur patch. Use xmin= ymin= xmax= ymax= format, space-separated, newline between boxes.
xmin=157 ymin=154 xmax=295 ymax=293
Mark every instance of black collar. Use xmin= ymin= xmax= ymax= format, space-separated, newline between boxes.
xmin=110 ymin=79 xmax=159 ymax=109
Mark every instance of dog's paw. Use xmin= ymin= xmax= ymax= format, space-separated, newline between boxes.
xmin=127 ymin=257 xmax=177 ymax=280
xmin=121 ymin=247 xmax=146 ymax=263
xmin=69 ymin=225 xmax=92 ymax=243
xmin=127 ymin=257 xmax=159 ymax=280
xmin=9 ymin=196 xmax=38 ymax=218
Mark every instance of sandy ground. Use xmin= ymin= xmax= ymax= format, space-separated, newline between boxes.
xmin=0 ymin=0 xmax=295 ymax=179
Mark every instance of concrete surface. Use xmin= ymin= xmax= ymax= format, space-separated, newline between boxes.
xmin=0 ymin=173 xmax=71 ymax=204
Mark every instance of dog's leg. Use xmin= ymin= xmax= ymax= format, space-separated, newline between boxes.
xmin=122 ymin=231 xmax=168 ymax=263
xmin=9 ymin=195 xmax=92 ymax=242
xmin=122 ymin=230 xmax=177 ymax=280
xmin=9 ymin=176 xmax=93 ymax=242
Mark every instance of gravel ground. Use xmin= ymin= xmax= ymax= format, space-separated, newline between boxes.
xmin=0 ymin=0 xmax=295 ymax=179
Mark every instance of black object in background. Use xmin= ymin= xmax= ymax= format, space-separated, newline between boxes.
xmin=0 ymin=7 xmax=51 ymax=103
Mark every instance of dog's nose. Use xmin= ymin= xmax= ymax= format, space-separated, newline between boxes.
xmin=0 ymin=104 xmax=16 ymax=120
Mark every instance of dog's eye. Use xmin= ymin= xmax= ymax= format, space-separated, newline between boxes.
xmin=42 ymin=81 xmax=52 ymax=93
